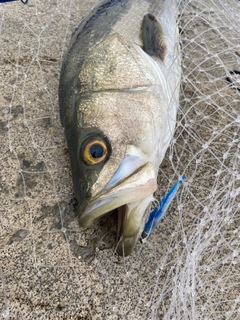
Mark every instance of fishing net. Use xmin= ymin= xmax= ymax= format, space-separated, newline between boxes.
xmin=0 ymin=0 xmax=239 ymax=319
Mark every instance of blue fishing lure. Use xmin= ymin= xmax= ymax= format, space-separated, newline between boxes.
xmin=0 ymin=0 xmax=28 ymax=3
xmin=141 ymin=175 xmax=186 ymax=240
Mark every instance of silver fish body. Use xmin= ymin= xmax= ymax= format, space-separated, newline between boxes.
xmin=59 ymin=0 xmax=181 ymax=256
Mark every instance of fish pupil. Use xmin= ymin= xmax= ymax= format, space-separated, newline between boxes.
xmin=90 ymin=144 xmax=104 ymax=158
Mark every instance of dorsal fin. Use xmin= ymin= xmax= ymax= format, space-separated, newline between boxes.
xmin=142 ymin=13 xmax=167 ymax=61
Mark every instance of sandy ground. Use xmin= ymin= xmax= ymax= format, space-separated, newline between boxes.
xmin=0 ymin=0 xmax=240 ymax=319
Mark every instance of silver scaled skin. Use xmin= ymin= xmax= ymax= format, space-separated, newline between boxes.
xmin=59 ymin=0 xmax=181 ymax=256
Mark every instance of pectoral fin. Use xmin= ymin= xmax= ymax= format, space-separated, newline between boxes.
xmin=142 ymin=13 xmax=167 ymax=61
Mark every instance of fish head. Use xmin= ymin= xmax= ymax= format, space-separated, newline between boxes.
xmin=62 ymin=33 xmax=171 ymax=256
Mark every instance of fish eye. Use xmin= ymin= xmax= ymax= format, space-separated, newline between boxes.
xmin=82 ymin=139 xmax=108 ymax=165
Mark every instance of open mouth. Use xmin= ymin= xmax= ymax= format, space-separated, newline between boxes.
xmin=78 ymin=159 xmax=157 ymax=255
xmin=114 ymin=198 xmax=153 ymax=255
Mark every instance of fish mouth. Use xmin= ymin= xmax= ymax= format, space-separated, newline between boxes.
xmin=114 ymin=196 xmax=154 ymax=256
xmin=78 ymin=151 xmax=157 ymax=256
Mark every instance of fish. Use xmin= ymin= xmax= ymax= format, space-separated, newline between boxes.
xmin=59 ymin=0 xmax=181 ymax=256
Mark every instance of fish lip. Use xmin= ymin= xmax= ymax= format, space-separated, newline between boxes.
xmin=78 ymin=162 xmax=157 ymax=252
xmin=79 ymin=162 xmax=156 ymax=224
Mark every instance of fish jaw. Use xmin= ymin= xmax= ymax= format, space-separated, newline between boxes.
xmin=116 ymin=196 xmax=153 ymax=256
xmin=78 ymin=159 xmax=157 ymax=256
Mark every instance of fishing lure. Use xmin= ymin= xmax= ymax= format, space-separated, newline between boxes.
xmin=141 ymin=175 xmax=186 ymax=241
xmin=0 ymin=0 xmax=28 ymax=4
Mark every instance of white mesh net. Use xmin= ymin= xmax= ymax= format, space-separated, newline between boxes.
xmin=1 ymin=0 xmax=240 ymax=319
